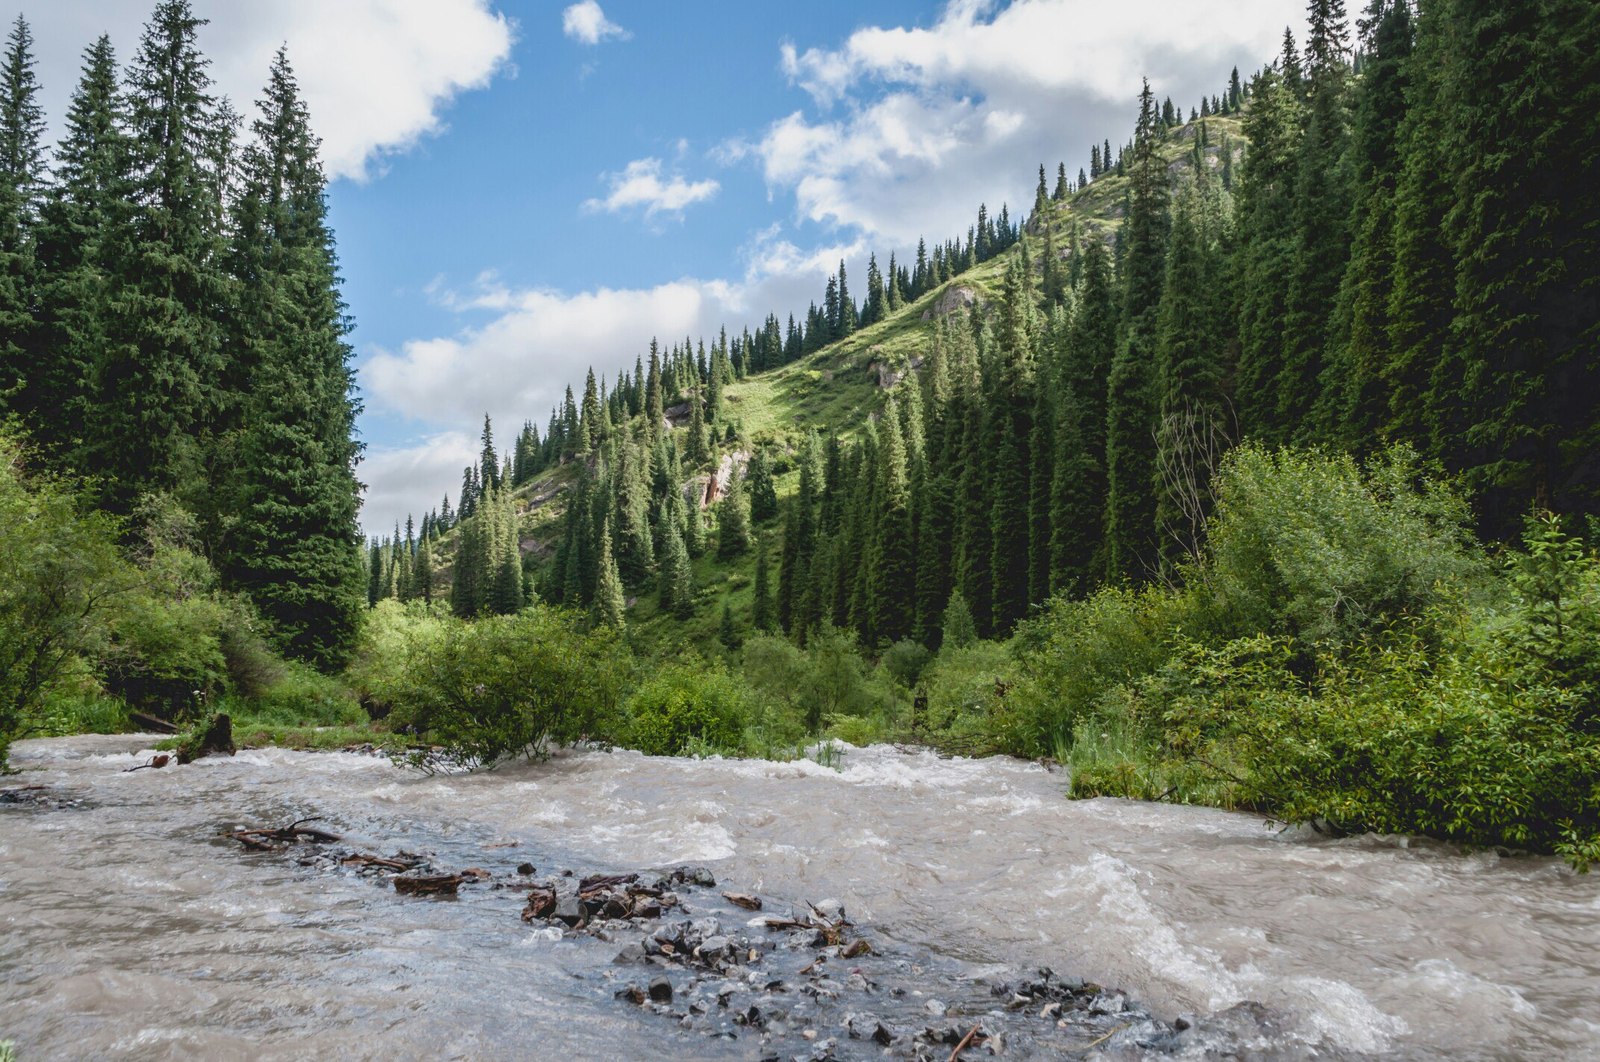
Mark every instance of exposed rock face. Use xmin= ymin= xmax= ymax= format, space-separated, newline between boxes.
xmin=874 ymin=361 xmax=905 ymax=390
xmin=920 ymin=285 xmax=978 ymax=321
xmin=663 ymin=401 xmax=691 ymax=428
xmin=697 ymin=450 xmax=750 ymax=509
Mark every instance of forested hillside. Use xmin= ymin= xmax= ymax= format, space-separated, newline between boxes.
xmin=374 ymin=0 xmax=1598 ymax=652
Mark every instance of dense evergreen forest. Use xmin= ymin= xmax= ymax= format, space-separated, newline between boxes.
xmin=0 ymin=2 xmax=363 ymax=667
xmin=3 ymin=0 xmax=1598 ymax=867
xmin=378 ymin=0 xmax=1598 ymax=650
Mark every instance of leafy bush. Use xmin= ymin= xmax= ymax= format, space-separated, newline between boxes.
xmin=879 ymin=639 xmax=933 ymax=688
xmin=1196 ymin=444 xmax=1483 ymax=655
xmin=0 ymin=434 xmax=134 ymax=764
xmin=1011 ymin=584 xmax=1183 ymax=756
xmin=381 ymin=605 xmax=627 ymax=769
xmin=626 ymin=661 xmax=751 ymax=756
xmin=741 ymin=628 xmax=881 ymax=735
xmin=240 ymin=664 xmax=364 ymax=728
xmin=1011 ymin=447 xmax=1600 ymax=867
xmin=918 ymin=640 xmax=1020 ymax=752
xmin=1156 ymin=617 xmax=1600 ymax=866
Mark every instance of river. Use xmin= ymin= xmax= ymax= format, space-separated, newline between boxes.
xmin=2 ymin=735 xmax=1597 ymax=1059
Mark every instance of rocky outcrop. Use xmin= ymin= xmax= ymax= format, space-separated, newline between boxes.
xmin=696 ymin=450 xmax=749 ymax=509
xmin=920 ymin=284 xmax=978 ymax=321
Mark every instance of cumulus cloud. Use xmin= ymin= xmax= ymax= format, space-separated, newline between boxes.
xmin=362 ymin=227 xmax=858 ymax=418
xmin=562 ymin=1 xmax=629 ymax=45
xmin=24 ymin=0 xmax=515 ymax=182
xmin=360 ymin=431 xmax=480 ymax=536
xmin=583 ymin=158 xmax=721 ymax=219
xmin=749 ymin=0 xmax=1297 ymax=243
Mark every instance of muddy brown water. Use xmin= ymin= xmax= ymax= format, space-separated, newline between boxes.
xmin=2 ymin=735 xmax=1597 ymax=1059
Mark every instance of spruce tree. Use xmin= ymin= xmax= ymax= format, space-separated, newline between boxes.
xmin=32 ymin=35 xmax=128 ymax=464
xmin=746 ymin=447 xmax=778 ymax=523
xmin=752 ymin=531 xmax=775 ymax=632
xmin=716 ymin=468 xmax=751 ymax=560
xmin=871 ymin=397 xmax=915 ymax=643
xmin=591 ymin=519 xmax=626 ymax=630
xmin=0 ymin=16 xmax=44 ymax=422
xmin=1279 ymin=0 xmax=1352 ymax=443
xmin=1436 ymin=0 xmax=1600 ymax=521
xmin=1103 ymin=80 xmax=1168 ymax=583
xmin=217 ymin=48 xmax=365 ymax=666
xmin=988 ymin=255 xmax=1036 ymax=632
xmin=941 ymin=589 xmax=977 ymax=650
xmin=1321 ymin=0 xmax=1413 ymax=449
xmin=92 ymin=0 xmax=232 ymax=513
xmin=1050 ymin=239 xmax=1116 ymax=595
xmin=659 ymin=512 xmax=693 ymax=619
xmin=1383 ymin=2 xmax=1457 ymax=456
xmin=1153 ymin=169 xmax=1232 ymax=572
xmin=1229 ymin=65 xmax=1303 ymax=442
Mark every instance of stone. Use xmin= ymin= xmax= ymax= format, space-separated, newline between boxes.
xmin=649 ymin=976 xmax=674 ymax=1003
xmin=1089 ymin=991 xmax=1126 ymax=1016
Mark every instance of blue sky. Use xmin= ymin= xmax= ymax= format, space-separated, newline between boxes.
xmin=19 ymin=0 xmax=1302 ymax=532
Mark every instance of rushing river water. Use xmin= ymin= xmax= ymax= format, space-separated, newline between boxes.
xmin=2 ymin=734 xmax=1598 ymax=1060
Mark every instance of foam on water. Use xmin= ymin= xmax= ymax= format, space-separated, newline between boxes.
xmin=3 ymin=735 xmax=1598 ymax=1059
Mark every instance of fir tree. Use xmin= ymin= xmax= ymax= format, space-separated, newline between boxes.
xmin=591 ymin=519 xmax=626 ymax=630
xmin=0 ymin=16 xmax=45 ymax=420
xmin=746 ymin=447 xmax=778 ymax=523
xmin=752 ymin=531 xmax=775 ymax=632
xmin=1103 ymin=79 xmax=1168 ymax=583
xmin=716 ymin=467 xmax=751 ymax=560
xmin=659 ymin=512 xmax=693 ymax=619
xmin=216 ymin=47 xmax=364 ymax=666
xmin=91 ymin=0 xmax=232 ymax=513
xmin=941 ymin=589 xmax=977 ymax=650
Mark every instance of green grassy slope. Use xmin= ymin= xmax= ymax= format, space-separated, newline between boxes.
xmin=431 ymin=113 xmax=1248 ymax=656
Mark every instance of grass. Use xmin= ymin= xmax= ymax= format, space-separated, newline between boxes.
xmin=421 ymin=111 xmax=1254 ymax=645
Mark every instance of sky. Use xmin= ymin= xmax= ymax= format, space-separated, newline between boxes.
xmin=15 ymin=0 xmax=1304 ymax=534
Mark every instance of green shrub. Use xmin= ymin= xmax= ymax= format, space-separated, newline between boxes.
xmin=741 ymin=628 xmax=881 ymax=735
xmin=627 ymin=662 xmax=750 ymax=756
xmin=1197 ymin=444 xmax=1484 ymax=655
xmin=241 ymin=664 xmax=364 ymax=728
xmin=383 ymin=605 xmax=628 ymax=769
xmin=0 ymin=433 xmax=135 ymax=765
xmin=879 ymin=639 xmax=933 ymax=688
xmin=347 ymin=599 xmax=452 ymax=713
xmin=1154 ymin=617 xmax=1600 ymax=866
xmin=918 ymin=640 xmax=1019 ymax=752
xmin=1012 ymin=584 xmax=1182 ymax=755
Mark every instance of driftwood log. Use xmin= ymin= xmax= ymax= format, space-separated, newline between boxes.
xmin=129 ymin=711 xmax=178 ymax=734
xmin=230 ymin=817 xmax=342 ymax=851
xmin=394 ymin=872 xmax=468 ymax=896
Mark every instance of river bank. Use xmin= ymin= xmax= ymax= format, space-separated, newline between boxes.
xmin=3 ymin=735 xmax=1597 ymax=1059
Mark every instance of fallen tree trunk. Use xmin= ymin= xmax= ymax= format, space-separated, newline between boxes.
xmin=230 ymin=817 xmax=342 ymax=850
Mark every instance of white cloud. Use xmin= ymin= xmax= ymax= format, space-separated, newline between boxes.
xmin=25 ymin=0 xmax=515 ymax=182
xmin=360 ymin=431 xmax=480 ymax=536
xmin=562 ymin=1 xmax=629 ymax=46
xmin=583 ymin=158 xmax=720 ymax=218
xmin=752 ymin=0 xmax=1298 ymax=243
xmin=355 ymin=225 xmax=866 ymax=529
